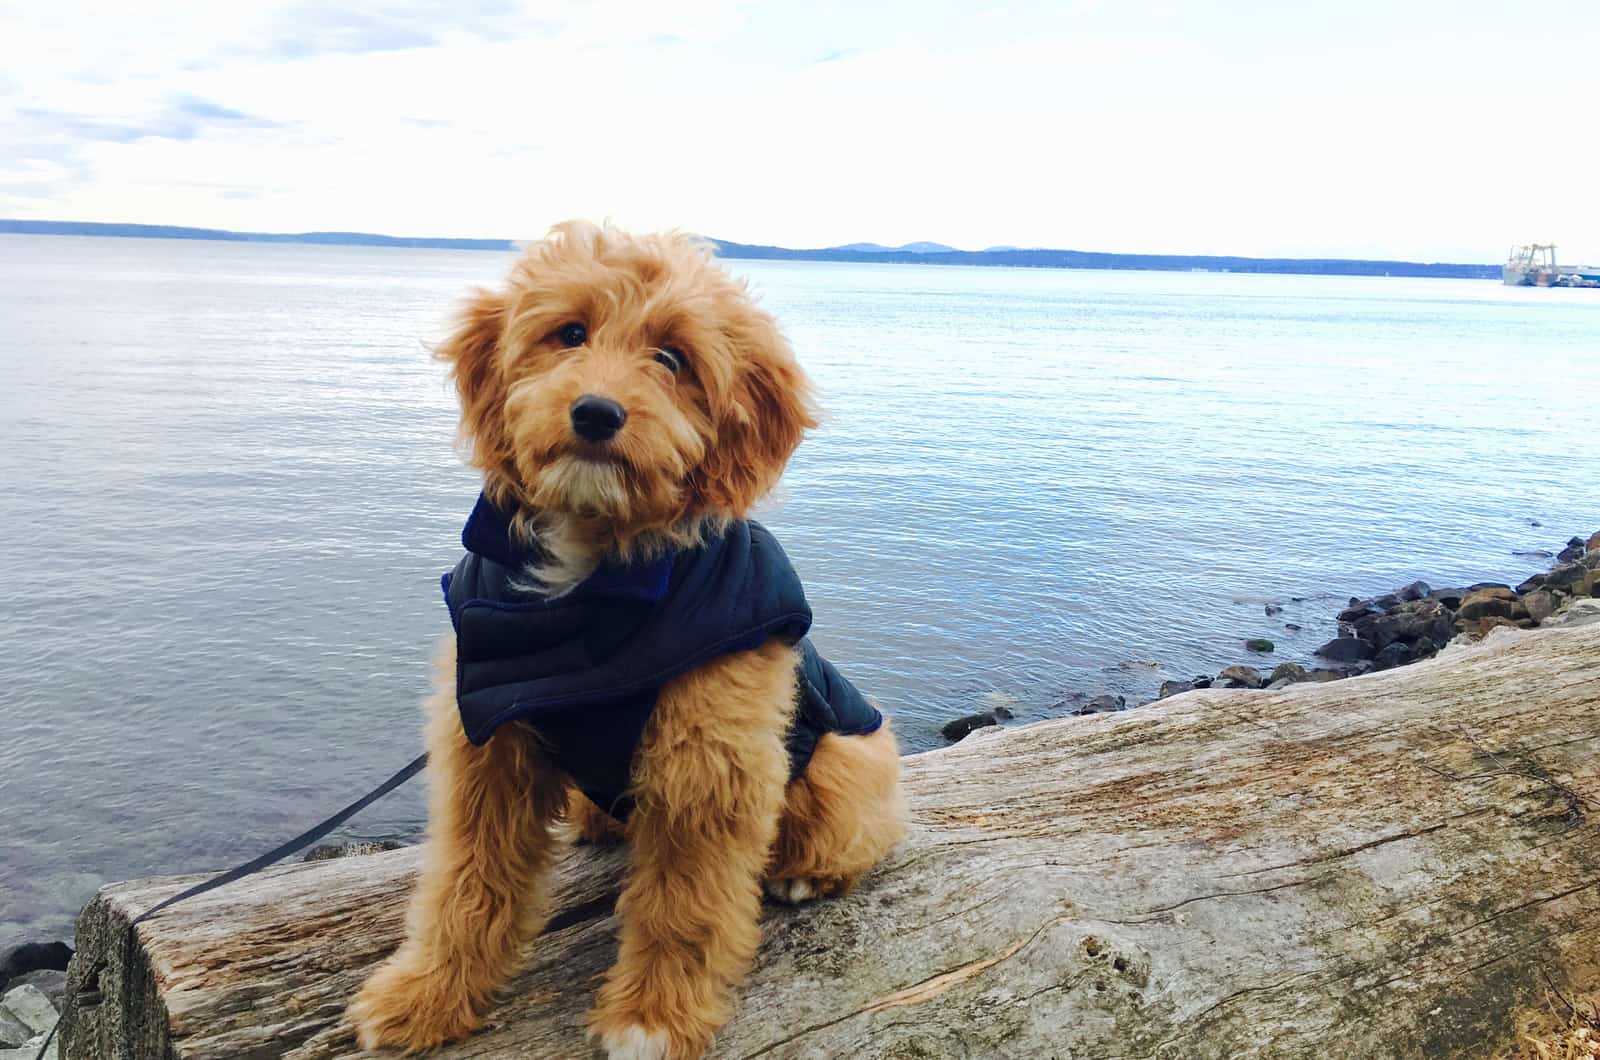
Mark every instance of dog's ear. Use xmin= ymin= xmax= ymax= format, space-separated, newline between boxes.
xmin=436 ymin=288 xmax=513 ymax=476
xmin=693 ymin=319 xmax=818 ymax=516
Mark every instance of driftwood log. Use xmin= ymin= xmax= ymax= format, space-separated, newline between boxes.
xmin=60 ymin=621 xmax=1600 ymax=1059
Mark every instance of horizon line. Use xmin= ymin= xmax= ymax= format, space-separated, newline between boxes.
xmin=0 ymin=219 xmax=1502 ymax=276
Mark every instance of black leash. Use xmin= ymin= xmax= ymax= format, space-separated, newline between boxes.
xmin=129 ymin=752 xmax=429 ymax=927
xmin=35 ymin=751 xmax=429 ymax=1060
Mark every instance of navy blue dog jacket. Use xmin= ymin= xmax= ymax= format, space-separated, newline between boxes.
xmin=441 ymin=494 xmax=882 ymax=817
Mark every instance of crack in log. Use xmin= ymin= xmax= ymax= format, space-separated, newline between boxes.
xmin=1446 ymin=877 xmax=1600 ymax=941
xmin=1217 ymin=823 xmax=1454 ymax=879
xmin=738 ymin=914 xmax=1076 ymax=1057
xmin=1129 ymin=971 xmax=1321 ymax=1060
xmin=1106 ymin=876 xmax=1324 ymax=923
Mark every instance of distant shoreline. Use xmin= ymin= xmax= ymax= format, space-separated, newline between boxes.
xmin=0 ymin=219 xmax=1499 ymax=280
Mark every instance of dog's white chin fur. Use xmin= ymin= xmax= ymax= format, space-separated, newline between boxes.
xmin=599 ymin=1024 xmax=672 ymax=1060
xmin=535 ymin=455 xmax=631 ymax=518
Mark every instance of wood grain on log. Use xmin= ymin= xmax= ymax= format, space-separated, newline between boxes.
xmin=59 ymin=623 xmax=1600 ymax=1059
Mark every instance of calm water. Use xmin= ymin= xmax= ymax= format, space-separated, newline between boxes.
xmin=2 ymin=234 xmax=1597 ymax=946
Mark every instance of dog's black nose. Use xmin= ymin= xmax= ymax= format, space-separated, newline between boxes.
xmin=570 ymin=395 xmax=627 ymax=442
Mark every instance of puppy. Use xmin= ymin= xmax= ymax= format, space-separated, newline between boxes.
xmin=348 ymin=222 xmax=906 ymax=1059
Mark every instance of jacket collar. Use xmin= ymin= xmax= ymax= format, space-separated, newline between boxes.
xmin=460 ymin=492 xmax=674 ymax=603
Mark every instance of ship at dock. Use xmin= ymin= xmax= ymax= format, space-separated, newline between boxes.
xmin=1503 ymin=244 xmax=1600 ymax=288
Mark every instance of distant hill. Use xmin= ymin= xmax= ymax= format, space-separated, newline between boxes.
xmin=831 ymin=241 xmax=960 ymax=254
xmin=0 ymin=219 xmax=1499 ymax=280
xmin=710 ymin=237 xmax=1500 ymax=280
xmin=0 ymin=219 xmax=515 ymax=252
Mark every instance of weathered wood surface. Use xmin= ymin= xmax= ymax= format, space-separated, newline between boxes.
xmin=60 ymin=621 xmax=1600 ymax=1059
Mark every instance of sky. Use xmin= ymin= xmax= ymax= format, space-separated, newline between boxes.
xmin=3 ymin=0 xmax=1598 ymax=262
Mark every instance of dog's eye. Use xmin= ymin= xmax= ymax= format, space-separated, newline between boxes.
xmin=653 ymin=346 xmax=685 ymax=374
xmin=555 ymin=322 xmax=587 ymax=347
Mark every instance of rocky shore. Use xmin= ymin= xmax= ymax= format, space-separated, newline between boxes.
xmin=942 ymin=531 xmax=1600 ymax=742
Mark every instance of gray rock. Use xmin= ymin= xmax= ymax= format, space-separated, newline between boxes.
xmin=1512 ymin=549 xmax=1554 ymax=559
xmin=1543 ymin=562 xmax=1595 ymax=597
xmin=1284 ymin=622 xmax=1302 ymax=631
xmin=1315 ymin=637 xmax=1375 ymax=663
xmin=1269 ymin=663 xmax=1308 ymax=685
xmin=303 ymin=840 xmax=405 ymax=863
xmin=1458 ymin=589 xmax=1516 ymax=622
xmin=0 ymin=943 xmax=71 ymax=988
xmin=1372 ymin=642 xmax=1414 ymax=671
xmin=0 ymin=974 xmax=63 ymax=1013
xmin=1557 ymin=540 xmax=1586 ymax=563
xmin=1367 ymin=605 xmax=1453 ymax=650
xmin=1 ymin=984 xmax=56 ymax=1035
xmin=1397 ymin=580 xmax=1432 ymax=602
xmin=1304 ymin=669 xmax=1346 ymax=683
xmin=1244 ymin=638 xmax=1275 ymax=653
xmin=1547 ymin=599 xmax=1600 ymax=628
xmin=1081 ymin=694 xmax=1125 ymax=714
xmin=1427 ymin=587 xmax=1467 ymax=609
xmin=1264 ymin=604 xmax=1283 ymax=617
xmin=1337 ymin=603 xmax=1379 ymax=623
xmin=941 ymin=712 xmax=998 ymax=742
xmin=1 ymin=1037 xmax=57 ymax=1060
xmin=0 ymin=1009 xmax=30 ymax=1048
xmin=1583 ymin=551 xmax=1600 ymax=571
xmin=1217 ymin=665 xmax=1263 ymax=689
xmin=1158 ymin=680 xmax=1195 ymax=699
xmin=1522 ymin=590 xmax=1555 ymax=624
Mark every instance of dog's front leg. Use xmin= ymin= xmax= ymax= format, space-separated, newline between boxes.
xmin=349 ymin=640 xmax=568 ymax=1051
xmin=589 ymin=641 xmax=796 ymax=1060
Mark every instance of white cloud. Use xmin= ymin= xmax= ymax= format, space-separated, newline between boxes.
xmin=3 ymin=0 xmax=1598 ymax=262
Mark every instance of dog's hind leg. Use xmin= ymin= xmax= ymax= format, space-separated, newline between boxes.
xmin=349 ymin=638 xmax=567 ymax=1052
xmin=766 ymin=720 xmax=906 ymax=904
xmin=588 ymin=641 xmax=795 ymax=1060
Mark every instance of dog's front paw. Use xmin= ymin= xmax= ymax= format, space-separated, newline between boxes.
xmin=597 ymin=1023 xmax=674 ymax=1060
xmin=589 ymin=1004 xmax=713 ymax=1060
xmin=348 ymin=955 xmax=481 ymax=1051
xmin=763 ymin=876 xmax=845 ymax=905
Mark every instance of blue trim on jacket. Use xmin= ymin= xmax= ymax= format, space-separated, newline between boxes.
xmin=441 ymin=494 xmax=883 ymax=817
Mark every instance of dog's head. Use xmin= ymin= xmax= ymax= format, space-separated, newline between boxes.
xmin=439 ymin=221 xmax=817 ymax=547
